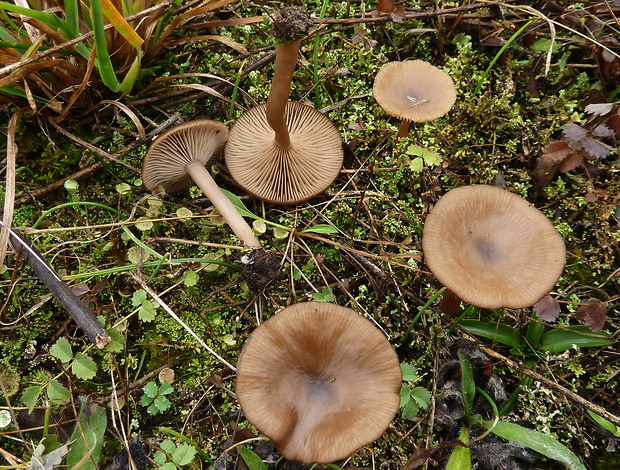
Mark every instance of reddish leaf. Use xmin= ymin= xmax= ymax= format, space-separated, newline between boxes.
xmin=606 ymin=112 xmax=620 ymax=134
xmin=575 ymin=299 xmax=607 ymax=332
xmin=390 ymin=5 xmax=406 ymax=22
xmin=541 ymin=141 xmax=572 ymax=162
xmin=557 ymin=152 xmax=583 ymax=172
xmin=377 ymin=0 xmax=396 ymax=13
xmin=534 ymin=295 xmax=561 ymax=322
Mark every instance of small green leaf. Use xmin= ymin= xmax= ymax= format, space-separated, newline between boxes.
xmin=22 ymin=385 xmax=43 ymax=413
xmin=410 ymin=387 xmax=431 ymax=409
xmin=153 ymin=450 xmax=167 ymax=465
xmin=172 ymin=443 xmax=196 ymax=466
xmin=407 ymin=144 xmax=442 ymax=166
xmin=143 ymin=381 xmax=158 ymax=398
xmin=47 ymin=379 xmax=70 ymax=405
xmin=50 ymin=337 xmax=73 ymax=363
xmin=158 ymin=383 xmax=174 ymax=395
xmin=237 ymin=445 xmax=268 ymax=470
xmin=401 ymin=363 xmax=419 ymax=382
xmin=159 ymin=463 xmax=176 ymax=470
xmin=104 ymin=328 xmax=125 ymax=353
xmin=132 ymin=289 xmax=147 ymax=306
xmin=138 ymin=300 xmax=156 ymax=322
xmin=71 ymin=353 xmax=97 ymax=380
xmin=160 ymin=439 xmax=176 ymax=454
xmin=153 ymin=395 xmax=171 ymax=413
xmin=298 ymin=224 xmax=338 ymax=234
xmin=401 ymin=398 xmax=420 ymax=419
xmin=409 ymin=157 xmax=424 ymax=172
xmin=183 ymin=270 xmax=198 ymax=287
xmin=482 ymin=420 xmax=586 ymax=470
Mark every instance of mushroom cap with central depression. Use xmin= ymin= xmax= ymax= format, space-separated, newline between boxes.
xmin=225 ymin=102 xmax=343 ymax=204
xmin=235 ymin=301 xmax=401 ymax=464
xmin=373 ymin=60 xmax=456 ymax=123
xmin=422 ymin=185 xmax=566 ymax=309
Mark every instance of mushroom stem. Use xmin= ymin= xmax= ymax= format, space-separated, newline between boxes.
xmin=266 ymin=39 xmax=301 ymax=150
xmin=186 ymin=161 xmax=261 ymax=248
xmin=396 ymin=119 xmax=411 ymax=137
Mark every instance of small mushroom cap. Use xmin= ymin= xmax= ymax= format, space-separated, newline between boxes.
xmin=422 ymin=185 xmax=566 ymax=309
xmin=142 ymin=120 xmax=228 ymax=193
xmin=236 ymin=302 xmax=402 ymax=464
xmin=373 ymin=60 xmax=456 ymax=122
xmin=225 ymin=102 xmax=343 ymax=204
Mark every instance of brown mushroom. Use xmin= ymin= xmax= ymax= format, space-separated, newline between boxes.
xmin=225 ymin=8 xmax=344 ymax=204
xmin=236 ymin=301 xmax=402 ymax=464
xmin=142 ymin=119 xmax=260 ymax=248
xmin=373 ymin=60 xmax=456 ymax=137
xmin=421 ymin=185 xmax=566 ymax=309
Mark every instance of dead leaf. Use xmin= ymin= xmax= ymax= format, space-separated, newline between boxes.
xmin=541 ymin=141 xmax=572 ymax=162
xmin=575 ymin=299 xmax=607 ymax=332
xmin=581 ymin=136 xmax=615 ymax=159
xmin=377 ymin=0 xmax=396 ymax=13
xmin=585 ymin=103 xmax=613 ymax=116
xmin=558 ymin=152 xmax=583 ymax=172
xmin=390 ymin=5 xmax=406 ymax=22
xmin=562 ymin=122 xmax=588 ymax=142
xmin=534 ymin=295 xmax=561 ymax=322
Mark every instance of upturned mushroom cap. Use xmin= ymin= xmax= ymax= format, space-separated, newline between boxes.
xmin=142 ymin=120 xmax=228 ymax=193
xmin=373 ymin=60 xmax=456 ymax=122
xmin=225 ymin=102 xmax=343 ymax=204
xmin=422 ymin=185 xmax=566 ymax=309
xmin=236 ymin=301 xmax=402 ymax=464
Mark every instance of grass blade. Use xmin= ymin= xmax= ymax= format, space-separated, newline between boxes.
xmin=90 ymin=0 xmax=121 ymax=92
xmin=101 ymin=0 xmax=143 ymax=49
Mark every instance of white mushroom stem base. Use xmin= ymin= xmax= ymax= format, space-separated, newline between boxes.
xmin=186 ymin=161 xmax=260 ymax=248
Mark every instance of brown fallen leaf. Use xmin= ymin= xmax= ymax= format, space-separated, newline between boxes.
xmin=575 ymin=299 xmax=607 ymax=332
xmin=534 ymin=294 xmax=561 ymax=322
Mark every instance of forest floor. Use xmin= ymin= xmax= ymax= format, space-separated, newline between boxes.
xmin=0 ymin=1 xmax=619 ymax=469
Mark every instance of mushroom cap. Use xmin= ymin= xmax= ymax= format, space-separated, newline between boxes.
xmin=142 ymin=120 xmax=228 ymax=193
xmin=225 ymin=102 xmax=343 ymax=204
xmin=422 ymin=185 xmax=566 ymax=309
xmin=373 ymin=60 xmax=456 ymax=123
xmin=236 ymin=301 xmax=402 ymax=464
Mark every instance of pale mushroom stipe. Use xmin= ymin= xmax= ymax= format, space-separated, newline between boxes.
xmin=422 ymin=185 xmax=566 ymax=309
xmin=236 ymin=302 xmax=402 ymax=464
xmin=142 ymin=120 xmax=260 ymax=248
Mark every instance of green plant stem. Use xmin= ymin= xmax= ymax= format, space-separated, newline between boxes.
xmin=401 ymin=287 xmax=445 ymax=345
xmin=473 ymin=21 xmax=532 ymax=96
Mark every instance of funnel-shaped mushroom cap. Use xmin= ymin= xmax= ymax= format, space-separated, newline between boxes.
xmin=225 ymin=102 xmax=343 ymax=204
xmin=422 ymin=185 xmax=566 ymax=309
xmin=373 ymin=60 xmax=456 ymax=122
xmin=236 ymin=302 xmax=401 ymax=464
xmin=142 ymin=120 xmax=228 ymax=193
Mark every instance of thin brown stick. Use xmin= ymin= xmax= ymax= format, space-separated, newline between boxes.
xmin=479 ymin=345 xmax=620 ymax=427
